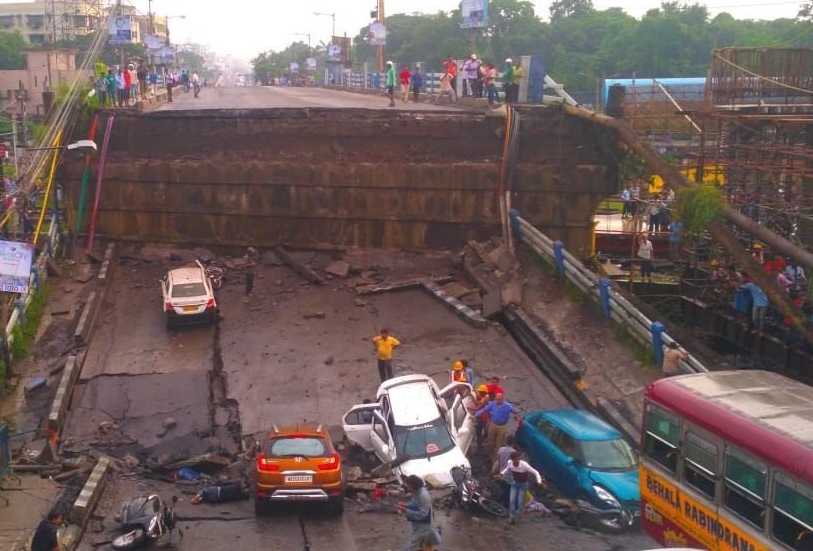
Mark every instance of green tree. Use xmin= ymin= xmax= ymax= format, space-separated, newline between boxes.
xmin=549 ymin=0 xmax=595 ymax=23
xmin=0 ymin=31 xmax=27 ymax=69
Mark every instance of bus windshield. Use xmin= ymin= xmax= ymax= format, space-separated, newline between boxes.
xmin=581 ymin=438 xmax=638 ymax=470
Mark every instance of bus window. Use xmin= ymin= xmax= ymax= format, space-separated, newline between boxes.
xmin=772 ymin=474 xmax=813 ymax=550
xmin=724 ymin=446 xmax=767 ymax=529
xmin=684 ymin=432 xmax=718 ymax=500
xmin=643 ymin=403 xmax=680 ymax=473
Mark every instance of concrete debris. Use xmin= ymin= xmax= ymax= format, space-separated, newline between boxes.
xmin=262 ymin=250 xmax=285 ymax=266
xmin=123 ymin=454 xmax=140 ymax=469
xmin=192 ymin=247 xmax=215 ymax=262
xmin=302 ymin=311 xmax=326 ymax=320
xmin=165 ymin=453 xmax=232 ymax=471
xmin=274 ymin=279 xmax=284 ymax=286
xmin=481 ymin=292 xmax=503 ymax=319
xmin=324 ymin=355 xmax=334 ymax=365
xmin=354 ymin=298 xmax=366 ymax=307
xmin=98 ymin=420 xmax=119 ymax=434
xmin=441 ymin=281 xmax=472 ymax=300
xmin=324 ymin=260 xmax=350 ymax=278
xmin=487 ymin=244 xmax=515 ymax=273
xmin=162 ymin=417 xmax=178 ymax=430
xmin=460 ymin=292 xmax=483 ymax=310
xmin=24 ymin=377 xmax=47 ymax=396
xmin=369 ymin=463 xmax=393 ymax=479
xmin=346 ymin=465 xmax=363 ymax=482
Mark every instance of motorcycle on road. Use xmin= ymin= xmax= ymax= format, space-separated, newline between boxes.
xmin=449 ymin=465 xmax=508 ymax=518
xmin=111 ymin=494 xmax=181 ymax=550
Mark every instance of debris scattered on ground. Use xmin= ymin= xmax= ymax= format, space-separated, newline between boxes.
xmin=302 ymin=311 xmax=326 ymax=319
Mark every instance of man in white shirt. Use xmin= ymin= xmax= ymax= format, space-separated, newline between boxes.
xmin=637 ymin=233 xmax=654 ymax=283
xmin=500 ymin=451 xmax=544 ymax=524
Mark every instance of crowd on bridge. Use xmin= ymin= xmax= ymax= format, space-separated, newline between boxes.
xmin=383 ymin=54 xmax=525 ymax=108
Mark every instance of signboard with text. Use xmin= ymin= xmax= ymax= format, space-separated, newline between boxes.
xmin=0 ymin=240 xmax=33 ymax=294
xmin=144 ymin=34 xmax=164 ymax=51
xmin=461 ymin=0 xmax=489 ymax=28
xmin=290 ymin=62 xmax=299 ymax=74
xmin=108 ymin=14 xmax=133 ymax=45
xmin=306 ymin=57 xmax=317 ymax=71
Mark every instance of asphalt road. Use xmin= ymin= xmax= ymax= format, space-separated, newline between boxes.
xmin=155 ymin=84 xmax=459 ymax=111
xmin=65 ymin=246 xmax=654 ymax=551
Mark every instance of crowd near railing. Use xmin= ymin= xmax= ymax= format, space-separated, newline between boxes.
xmin=510 ymin=210 xmax=708 ymax=374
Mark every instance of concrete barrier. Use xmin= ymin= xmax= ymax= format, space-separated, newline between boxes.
xmin=421 ymin=280 xmax=488 ymax=328
xmin=98 ymin=243 xmax=115 ymax=287
xmin=47 ymin=355 xmax=79 ymax=433
xmin=69 ymin=455 xmax=110 ymax=526
xmin=73 ymin=291 xmax=99 ymax=348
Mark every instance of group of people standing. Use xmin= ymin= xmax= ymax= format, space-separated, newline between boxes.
xmin=383 ymin=55 xmax=524 ymax=108
xmin=95 ymin=62 xmax=149 ymax=108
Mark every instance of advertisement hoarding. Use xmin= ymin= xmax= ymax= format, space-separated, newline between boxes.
xmin=0 ymin=240 xmax=33 ymax=294
xmin=369 ymin=22 xmax=386 ymax=46
xmin=290 ymin=62 xmax=299 ymax=74
xmin=306 ymin=57 xmax=317 ymax=71
xmin=461 ymin=0 xmax=489 ymax=29
xmin=108 ymin=14 xmax=132 ymax=45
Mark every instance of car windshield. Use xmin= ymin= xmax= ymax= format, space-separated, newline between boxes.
xmin=171 ymin=282 xmax=206 ymax=298
xmin=580 ymin=438 xmax=639 ymax=471
xmin=393 ymin=417 xmax=455 ymax=459
xmin=267 ymin=437 xmax=327 ymax=458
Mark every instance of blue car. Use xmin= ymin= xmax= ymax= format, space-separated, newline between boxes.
xmin=516 ymin=409 xmax=640 ymax=529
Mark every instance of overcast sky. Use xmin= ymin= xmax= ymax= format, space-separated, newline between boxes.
xmin=101 ymin=1 xmax=811 ymax=61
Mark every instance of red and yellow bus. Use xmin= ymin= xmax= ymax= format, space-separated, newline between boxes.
xmin=640 ymin=370 xmax=813 ymax=551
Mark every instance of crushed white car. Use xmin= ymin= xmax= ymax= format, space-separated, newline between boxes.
xmin=342 ymin=374 xmax=474 ymax=487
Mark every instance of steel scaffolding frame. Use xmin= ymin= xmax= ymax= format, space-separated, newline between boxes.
xmin=44 ymin=0 xmax=104 ymax=42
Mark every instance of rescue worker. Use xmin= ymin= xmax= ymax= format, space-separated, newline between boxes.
xmin=451 ymin=360 xmax=467 ymax=383
xmin=472 ymin=384 xmax=491 ymax=448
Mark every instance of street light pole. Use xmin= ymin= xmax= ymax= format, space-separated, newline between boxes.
xmin=314 ymin=12 xmax=336 ymax=37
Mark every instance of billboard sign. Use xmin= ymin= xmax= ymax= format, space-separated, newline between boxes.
xmin=369 ymin=22 xmax=386 ymax=46
xmin=144 ymin=34 xmax=164 ymax=51
xmin=329 ymin=36 xmax=352 ymax=63
xmin=461 ymin=0 xmax=489 ymax=29
xmin=290 ymin=62 xmax=299 ymax=73
xmin=108 ymin=14 xmax=132 ymax=45
xmin=306 ymin=57 xmax=317 ymax=71
xmin=0 ymin=240 xmax=33 ymax=294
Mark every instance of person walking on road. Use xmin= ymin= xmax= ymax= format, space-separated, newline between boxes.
xmin=493 ymin=434 xmax=518 ymax=508
xmin=399 ymin=65 xmax=411 ymax=103
xmin=397 ymin=475 xmax=441 ymax=551
xmin=385 ymin=61 xmax=396 ymax=107
xmin=31 ymin=511 xmax=63 ymax=551
xmin=243 ymin=247 xmax=258 ymax=298
xmin=476 ymin=392 xmax=515 ymax=459
xmin=500 ymin=451 xmax=545 ymax=525
xmin=372 ymin=328 xmax=400 ymax=382
xmin=410 ymin=66 xmax=423 ymax=103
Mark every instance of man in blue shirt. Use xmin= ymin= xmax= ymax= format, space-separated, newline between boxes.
xmin=620 ymin=188 xmax=631 ymax=219
xmin=475 ymin=392 xmax=514 ymax=459
xmin=668 ymin=220 xmax=684 ymax=261
xmin=744 ymin=278 xmax=768 ymax=334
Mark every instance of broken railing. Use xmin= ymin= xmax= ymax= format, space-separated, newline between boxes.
xmin=509 ymin=211 xmax=708 ymax=374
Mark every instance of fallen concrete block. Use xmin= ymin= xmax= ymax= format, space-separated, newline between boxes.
xmin=48 ymin=355 xmax=79 ymax=434
xmin=440 ymin=281 xmax=472 ymax=300
xmin=50 ymin=300 xmax=71 ymax=316
xmin=421 ymin=281 xmax=488 ymax=329
xmin=488 ymin=244 xmax=515 ymax=273
xmin=355 ymin=276 xmax=454 ymax=296
xmin=501 ymin=279 xmax=523 ymax=306
xmin=275 ymin=247 xmax=326 ymax=285
xmin=481 ymin=292 xmax=503 ymax=319
xmin=74 ymin=292 xmax=99 ymax=348
xmin=70 ymin=455 xmax=111 ymax=526
xmin=324 ymin=260 xmax=350 ymax=278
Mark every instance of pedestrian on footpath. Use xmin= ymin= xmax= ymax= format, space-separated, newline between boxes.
xmin=503 ymin=58 xmax=515 ymax=103
xmin=500 ymin=451 xmax=545 ymax=525
xmin=476 ymin=392 xmax=515 ymax=459
xmin=396 ymin=475 xmax=441 ymax=551
xmin=399 ymin=64 xmax=411 ymax=103
xmin=385 ymin=61 xmax=396 ymax=107
xmin=411 ymin=66 xmax=423 ymax=103
xmin=243 ymin=247 xmax=258 ymax=298
xmin=31 ymin=511 xmax=63 ymax=551
xmin=115 ymin=68 xmax=126 ymax=107
xmin=372 ymin=328 xmax=400 ymax=382
xmin=165 ymin=70 xmax=174 ymax=102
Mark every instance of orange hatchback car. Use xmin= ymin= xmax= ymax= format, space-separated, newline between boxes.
xmin=254 ymin=424 xmax=345 ymax=514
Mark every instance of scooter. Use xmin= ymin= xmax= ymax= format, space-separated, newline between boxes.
xmin=111 ymin=495 xmax=181 ymax=550
xmin=449 ymin=465 xmax=508 ymax=518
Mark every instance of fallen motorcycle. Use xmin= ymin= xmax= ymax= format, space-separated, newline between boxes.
xmin=549 ymin=495 xmax=635 ymax=534
xmin=204 ymin=265 xmax=225 ymax=290
xmin=449 ymin=465 xmax=508 ymax=518
xmin=111 ymin=494 xmax=181 ymax=550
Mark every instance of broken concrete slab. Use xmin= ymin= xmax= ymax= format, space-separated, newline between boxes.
xmin=49 ymin=300 xmax=71 ymax=316
xmin=262 ymin=250 xmax=285 ymax=267
xmin=487 ymin=244 xmax=515 ymax=273
xmin=275 ymin=247 xmax=327 ymax=285
xmin=460 ymin=292 xmax=483 ymax=309
xmin=501 ymin=279 xmax=523 ymax=306
xmin=441 ymin=281 xmax=472 ymax=300
xmin=165 ymin=453 xmax=232 ymax=471
xmin=324 ymin=260 xmax=350 ymax=278
xmin=481 ymin=292 xmax=503 ymax=319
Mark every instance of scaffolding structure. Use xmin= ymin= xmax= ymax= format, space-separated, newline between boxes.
xmin=706 ymin=47 xmax=813 ymax=248
xmin=44 ymin=0 xmax=105 ymax=42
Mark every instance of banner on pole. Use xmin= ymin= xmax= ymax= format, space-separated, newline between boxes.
xmin=290 ymin=62 xmax=300 ymax=73
xmin=369 ymin=22 xmax=386 ymax=46
xmin=108 ymin=14 xmax=133 ymax=45
xmin=461 ymin=0 xmax=489 ymax=29
xmin=306 ymin=57 xmax=317 ymax=71
xmin=0 ymin=240 xmax=33 ymax=294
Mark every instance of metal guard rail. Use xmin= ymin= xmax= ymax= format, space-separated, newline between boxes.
xmin=5 ymin=215 xmax=61 ymax=352
xmin=511 ymin=212 xmax=708 ymax=374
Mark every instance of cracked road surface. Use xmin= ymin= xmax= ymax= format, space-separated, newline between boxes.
xmin=155 ymin=85 xmax=459 ymax=111
xmin=68 ymin=246 xmax=655 ymax=550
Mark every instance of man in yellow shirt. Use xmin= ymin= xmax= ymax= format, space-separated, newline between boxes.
xmin=372 ymin=328 xmax=400 ymax=382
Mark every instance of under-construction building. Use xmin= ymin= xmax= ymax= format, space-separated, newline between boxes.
xmin=706 ymin=47 xmax=813 ymax=248
xmin=0 ymin=0 xmax=103 ymax=44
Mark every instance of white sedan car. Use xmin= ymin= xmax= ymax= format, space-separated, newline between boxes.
xmin=342 ymin=374 xmax=475 ymax=487
xmin=160 ymin=261 xmax=218 ymax=328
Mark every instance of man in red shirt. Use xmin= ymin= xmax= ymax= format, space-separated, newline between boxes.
xmin=398 ymin=65 xmax=411 ymax=103
xmin=122 ymin=67 xmax=132 ymax=106
xmin=486 ymin=375 xmax=504 ymax=399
